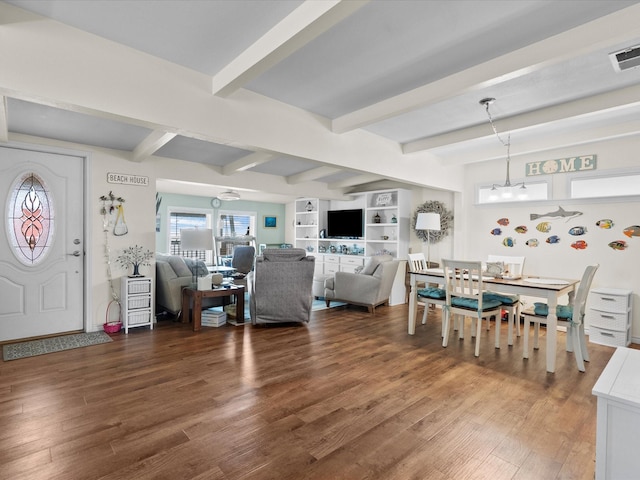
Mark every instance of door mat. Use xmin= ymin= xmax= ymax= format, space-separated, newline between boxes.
xmin=3 ymin=331 xmax=113 ymax=361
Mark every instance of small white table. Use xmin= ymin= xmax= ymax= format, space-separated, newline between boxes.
xmin=592 ymin=347 xmax=640 ymax=479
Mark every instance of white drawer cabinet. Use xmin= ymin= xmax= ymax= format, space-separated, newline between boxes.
xmin=587 ymin=288 xmax=632 ymax=347
xmin=340 ymin=255 xmax=365 ymax=273
xmin=318 ymin=254 xmax=364 ymax=274
xmin=121 ymin=277 xmax=154 ymax=334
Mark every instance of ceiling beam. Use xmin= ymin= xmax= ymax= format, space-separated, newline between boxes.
xmin=287 ymin=165 xmax=341 ymax=184
xmin=211 ymin=0 xmax=369 ymax=97
xmin=328 ymin=173 xmax=383 ymax=189
xmin=132 ymin=130 xmax=176 ymax=162
xmin=222 ymin=151 xmax=276 ymax=175
xmin=0 ymin=96 xmax=8 ymax=143
xmin=332 ymin=3 xmax=640 ymax=134
xmin=403 ymin=84 xmax=640 ymax=154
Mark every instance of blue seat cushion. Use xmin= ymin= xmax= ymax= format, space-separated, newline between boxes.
xmin=451 ymin=294 xmax=502 ymax=311
xmin=417 ymin=287 xmax=446 ymax=299
xmin=533 ymin=302 xmax=573 ymax=319
xmin=484 ymin=292 xmax=520 ymax=305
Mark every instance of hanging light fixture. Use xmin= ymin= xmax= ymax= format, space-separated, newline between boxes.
xmin=218 ymin=190 xmax=240 ymax=201
xmin=479 ymin=97 xmax=527 ymax=200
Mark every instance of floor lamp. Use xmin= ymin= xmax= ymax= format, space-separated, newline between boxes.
xmin=415 ymin=212 xmax=441 ymax=267
xmin=180 ymin=228 xmax=213 ymax=286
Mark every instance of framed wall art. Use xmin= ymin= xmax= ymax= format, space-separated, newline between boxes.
xmin=263 ymin=215 xmax=277 ymax=229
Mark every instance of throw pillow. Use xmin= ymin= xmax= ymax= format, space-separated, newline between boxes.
xmin=533 ymin=302 xmax=573 ymax=319
xmin=360 ymin=254 xmax=392 ymax=275
xmin=183 ymin=258 xmax=208 ymax=276
xmin=166 ymin=256 xmax=192 ymax=277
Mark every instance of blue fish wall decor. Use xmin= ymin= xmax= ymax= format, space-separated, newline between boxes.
xmin=568 ymin=226 xmax=587 ymax=236
xmin=503 ymin=237 xmax=515 ymax=247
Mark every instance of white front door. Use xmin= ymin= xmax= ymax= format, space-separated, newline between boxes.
xmin=0 ymin=145 xmax=84 ymax=342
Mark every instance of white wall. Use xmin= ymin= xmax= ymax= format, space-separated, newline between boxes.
xmin=462 ymin=135 xmax=640 ymax=341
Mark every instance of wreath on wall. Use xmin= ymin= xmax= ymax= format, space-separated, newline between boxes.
xmin=413 ymin=200 xmax=453 ymax=243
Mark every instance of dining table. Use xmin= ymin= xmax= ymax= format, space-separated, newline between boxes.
xmin=408 ymin=268 xmax=580 ymax=373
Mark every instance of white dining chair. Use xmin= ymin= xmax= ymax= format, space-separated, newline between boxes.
xmin=521 ymin=264 xmax=599 ymax=372
xmin=408 ymin=253 xmax=447 ymax=333
xmin=442 ymin=259 xmax=504 ymax=357
xmin=485 ymin=254 xmax=526 ymax=347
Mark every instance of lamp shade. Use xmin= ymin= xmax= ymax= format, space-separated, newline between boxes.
xmin=180 ymin=228 xmax=213 ymax=251
xmin=415 ymin=212 xmax=441 ymax=231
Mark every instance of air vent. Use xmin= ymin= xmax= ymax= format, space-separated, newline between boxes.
xmin=610 ymin=45 xmax=640 ymax=72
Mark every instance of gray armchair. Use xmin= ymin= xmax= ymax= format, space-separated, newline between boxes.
xmin=248 ymin=248 xmax=315 ymax=325
xmin=230 ymin=245 xmax=255 ymax=287
xmin=323 ymin=254 xmax=399 ymax=314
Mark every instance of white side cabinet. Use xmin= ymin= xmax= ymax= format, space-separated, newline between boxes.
xmin=587 ymin=288 xmax=632 ymax=347
xmin=121 ymin=277 xmax=154 ymax=333
xmin=593 ymin=347 xmax=640 ymax=479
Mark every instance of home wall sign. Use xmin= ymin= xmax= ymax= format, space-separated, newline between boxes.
xmin=525 ymin=155 xmax=596 ymax=176
xmin=526 ymin=154 xmax=597 ymax=177
xmin=107 ymin=172 xmax=149 ymax=186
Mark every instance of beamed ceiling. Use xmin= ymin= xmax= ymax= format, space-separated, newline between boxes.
xmin=2 ymin=0 xmax=640 ymax=202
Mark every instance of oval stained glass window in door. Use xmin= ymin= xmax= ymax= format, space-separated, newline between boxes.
xmin=6 ymin=172 xmax=55 ymax=265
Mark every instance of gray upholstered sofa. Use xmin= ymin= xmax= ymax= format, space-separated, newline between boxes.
xmin=155 ymin=253 xmax=224 ymax=315
xmin=248 ymin=248 xmax=315 ymax=325
xmin=323 ymin=254 xmax=399 ymax=314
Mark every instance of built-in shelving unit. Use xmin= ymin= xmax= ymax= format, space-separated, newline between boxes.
xmin=364 ymin=189 xmax=410 ymax=258
xmin=294 ymin=189 xmax=411 ymax=304
xmin=294 ymin=198 xmax=328 ymax=255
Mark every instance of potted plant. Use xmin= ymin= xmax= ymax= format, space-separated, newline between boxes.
xmin=116 ymin=245 xmax=153 ymax=277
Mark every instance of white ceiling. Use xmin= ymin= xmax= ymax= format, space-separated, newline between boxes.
xmin=3 ymin=0 xmax=640 ymax=201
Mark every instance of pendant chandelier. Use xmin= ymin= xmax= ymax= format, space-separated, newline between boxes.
xmin=479 ymin=97 xmax=527 ymax=200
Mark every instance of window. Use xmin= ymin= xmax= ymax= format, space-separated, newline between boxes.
xmin=168 ymin=208 xmax=212 ymax=263
xmin=571 ymin=173 xmax=640 ymax=199
xmin=216 ymin=210 xmax=256 ymax=263
xmin=217 ymin=210 xmax=254 ymax=237
xmin=477 ymin=181 xmax=548 ymax=204
xmin=7 ymin=172 xmax=54 ymax=265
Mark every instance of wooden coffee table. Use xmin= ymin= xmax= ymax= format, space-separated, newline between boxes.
xmin=180 ymin=285 xmax=245 ymax=331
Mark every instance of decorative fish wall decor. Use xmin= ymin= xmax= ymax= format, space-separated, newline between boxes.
xmin=530 ymin=206 xmax=583 ymax=222
xmin=546 ymin=235 xmax=560 ymax=244
xmin=490 ymin=228 xmax=502 ymax=236
xmin=515 ymin=225 xmax=528 ymax=234
xmin=536 ymin=222 xmax=551 ymax=232
xmin=568 ymin=226 xmax=587 ymax=236
xmin=609 ymin=240 xmax=628 ymax=250
xmin=571 ymin=240 xmax=588 ymax=250
xmin=526 ymin=238 xmax=539 ymax=247
xmin=497 ymin=218 xmax=509 ymax=226
xmin=596 ymin=219 xmax=614 ymax=229
xmin=503 ymin=237 xmax=515 ymax=247
xmin=623 ymin=225 xmax=640 ymax=238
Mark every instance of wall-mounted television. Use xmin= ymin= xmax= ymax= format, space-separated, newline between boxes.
xmin=327 ymin=209 xmax=363 ymax=238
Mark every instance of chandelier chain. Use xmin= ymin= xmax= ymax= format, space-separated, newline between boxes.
xmin=483 ymin=102 xmax=511 ymax=157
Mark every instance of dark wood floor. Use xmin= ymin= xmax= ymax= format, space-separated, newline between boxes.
xmin=0 ymin=304 xmax=620 ymax=480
